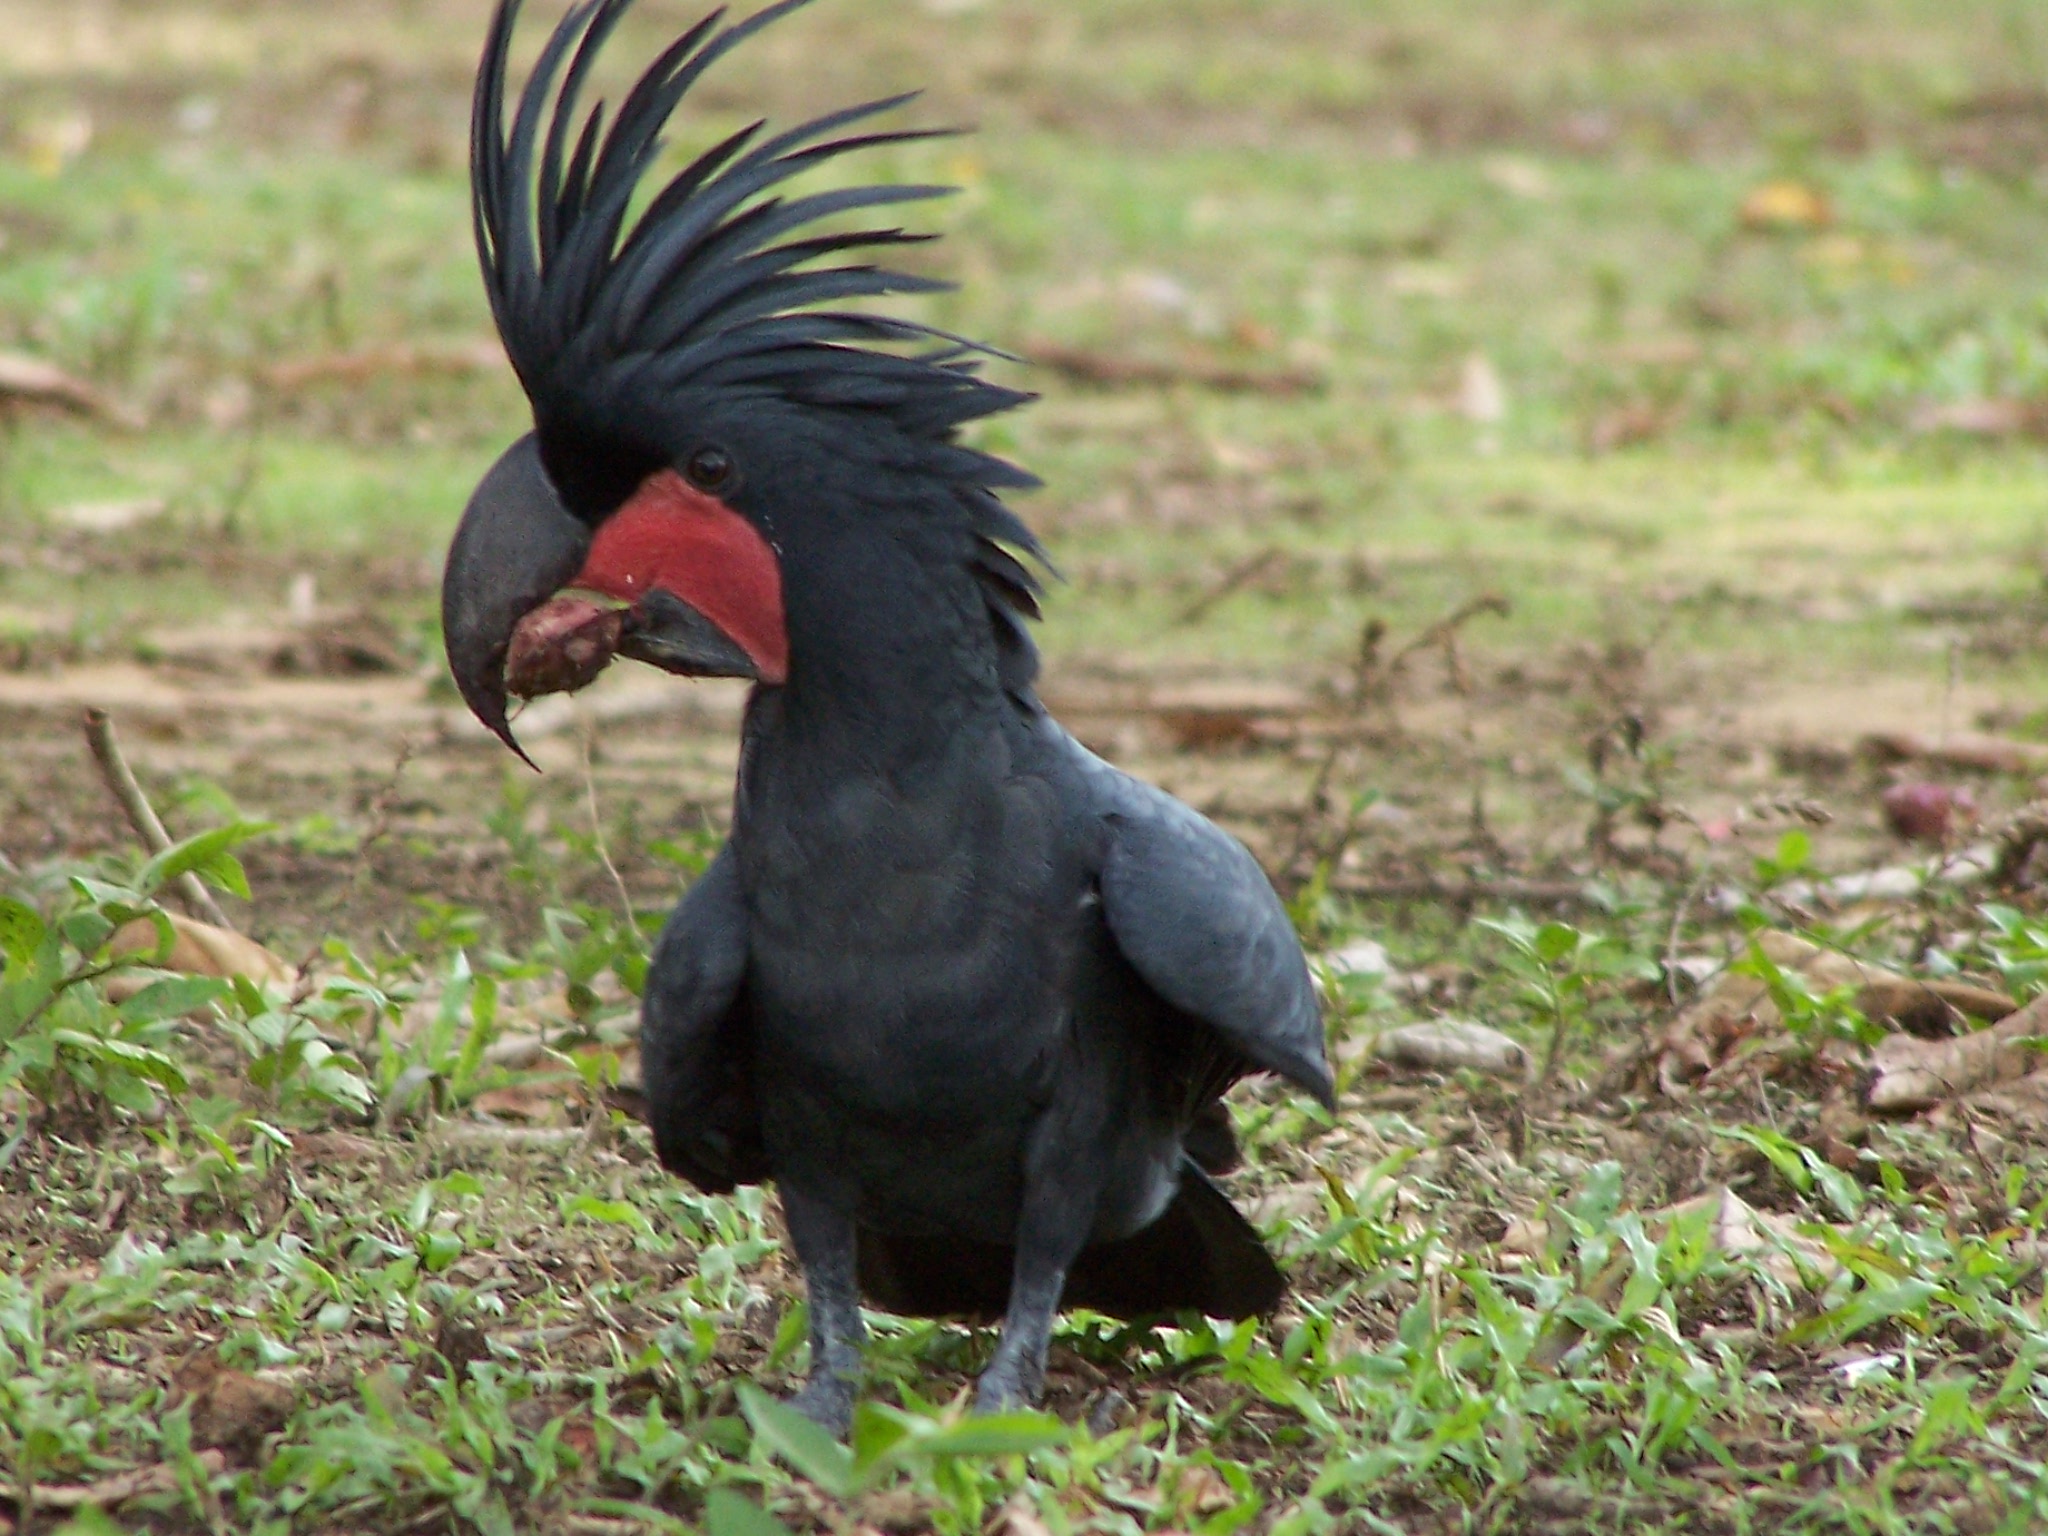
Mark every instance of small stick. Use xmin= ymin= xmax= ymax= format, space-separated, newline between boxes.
xmin=1383 ymin=591 xmax=1510 ymax=684
xmin=1172 ymin=547 xmax=1285 ymax=627
xmin=580 ymin=727 xmax=637 ymax=931
xmin=1331 ymin=874 xmax=1593 ymax=907
xmin=82 ymin=707 xmax=235 ymax=931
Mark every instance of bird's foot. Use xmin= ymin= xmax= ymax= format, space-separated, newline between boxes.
xmin=786 ymin=1374 xmax=858 ymax=1438
xmin=972 ymin=1359 xmax=1043 ymax=1415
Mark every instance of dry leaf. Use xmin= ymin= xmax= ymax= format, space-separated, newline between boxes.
xmin=1654 ymin=932 xmax=2015 ymax=1096
xmin=472 ymin=1079 xmax=583 ymax=1123
xmin=294 ymin=1131 xmax=385 ymax=1163
xmin=257 ymin=338 xmax=507 ymax=391
xmin=24 ymin=1451 xmax=227 ymax=1511
xmin=0 ymin=349 xmax=139 ymax=426
xmin=1908 ymin=398 xmax=2045 ymax=439
xmin=1863 ymin=730 xmax=2048 ymax=776
xmin=1481 ymin=155 xmax=1552 ymax=200
xmin=1739 ymin=179 xmax=1832 ymax=231
xmin=50 ymin=498 xmax=166 ymax=533
xmin=1867 ymin=991 xmax=2048 ymax=1111
xmin=1665 ymin=1187 xmax=1840 ymax=1290
xmin=1655 ymin=932 xmax=1866 ymax=1093
xmin=980 ymin=1493 xmax=1052 ymax=1534
xmin=1173 ymin=1465 xmax=1241 ymax=1516
xmin=108 ymin=913 xmax=291 ymax=995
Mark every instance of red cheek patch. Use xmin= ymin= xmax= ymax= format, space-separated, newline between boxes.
xmin=573 ymin=469 xmax=788 ymax=683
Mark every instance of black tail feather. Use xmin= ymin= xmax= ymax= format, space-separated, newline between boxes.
xmin=854 ymin=1159 xmax=1282 ymax=1323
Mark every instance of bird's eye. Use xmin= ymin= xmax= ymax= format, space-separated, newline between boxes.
xmin=684 ymin=445 xmax=736 ymax=494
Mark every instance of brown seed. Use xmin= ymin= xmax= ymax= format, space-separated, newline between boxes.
xmin=1880 ymin=781 xmax=1977 ymax=843
xmin=505 ymin=596 xmax=626 ymax=699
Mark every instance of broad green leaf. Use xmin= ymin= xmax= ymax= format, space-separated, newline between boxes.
xmin=0 ymin=898 xmax=46 ymax=971
xmin=138 ymin=821 xmax=273 ymax=899
xmin=52 ymin=1031 xmax=189 ymax=1091
xmin=737 ymin=1381 xmax=856 ymax=1498
xmin=420 ymin=1230 xmax=464 ymax=1273
xmin=849 ymin=1401 xmax=916 ymax=1469
xmin=117 ymin=976 xmax=231 ymax=1025
xmin=563 ymin=1195 xmax=645 ymax=1227
xmin=1785 ymin=1278 xmax=1939 ymax=1346
xmin=907 ymin=1410 xmax=1074 ymax=1458
xmin=705 ymin=1488 xmax=797 ymax=1536
xmin=103 ymin=1072 xmax=160 ymax=1116
xmin=58 ymin=909 xmax=115 ymax=959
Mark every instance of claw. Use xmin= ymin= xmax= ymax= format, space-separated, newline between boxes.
xmin=786 ymin=1377 xmax=857 ymax=1438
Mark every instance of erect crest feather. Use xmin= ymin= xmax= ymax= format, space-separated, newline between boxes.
xmin=473 ymin=0 xmax=1034 ymax=453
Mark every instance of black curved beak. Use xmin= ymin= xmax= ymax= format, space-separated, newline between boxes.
xmin=618 ymin=589 xmax=762 ymax=679
xmin=442 ymin=435 xmax=766 ymax=767
xmin=441 ymin=435 xmax=590 ymax=767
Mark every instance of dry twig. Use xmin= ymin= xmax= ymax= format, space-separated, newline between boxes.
xmin=1331 ymin=874 xmax=1593 ymax=908
xmin=1028 ymin=341 xmax=1325 ymax=397
xmin=1172 ymin=547 xmax=1286 ymax=626
xmin=83 ymin=707 xmax=235 ymax=931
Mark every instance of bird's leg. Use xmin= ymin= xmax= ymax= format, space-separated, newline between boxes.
xmin=779 ymin=1185 xmax=866 ymax=1435
xmin=976 ymin=1176 xmax=1094 ymax=1413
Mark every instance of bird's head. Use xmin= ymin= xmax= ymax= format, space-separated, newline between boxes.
xmin=441 ymin=0 xmax=1043 ymax=764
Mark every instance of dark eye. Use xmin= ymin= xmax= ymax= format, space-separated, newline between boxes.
xmin=684 ymin=445 xmax=736 ymax=494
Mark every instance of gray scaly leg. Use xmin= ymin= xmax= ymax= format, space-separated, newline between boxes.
xmin=779 ymin=1185 xmax=866 ymax=1435
xmin=976 ymin=1175 xmax=1095 ymax=1412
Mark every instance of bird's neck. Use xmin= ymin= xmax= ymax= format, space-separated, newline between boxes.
xmin=765 ymin=526 xmax=1004 ymax=773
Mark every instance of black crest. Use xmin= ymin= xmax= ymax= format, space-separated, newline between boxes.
xmin=473 ymin=0 xmax=1037 ymax=460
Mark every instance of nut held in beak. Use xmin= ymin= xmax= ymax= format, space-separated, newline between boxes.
xmin=505 ymin=596 xmax=627 ymax=699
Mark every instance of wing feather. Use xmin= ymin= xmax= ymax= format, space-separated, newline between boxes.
xmin=640 ymin=845 xmax=766 ymax=1191
xmin=1088 ymin=758 xmax=1334 ymax=1110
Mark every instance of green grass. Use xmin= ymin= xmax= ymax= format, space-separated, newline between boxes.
xmin=9 ymin=0 xmax=2048 ymax=1531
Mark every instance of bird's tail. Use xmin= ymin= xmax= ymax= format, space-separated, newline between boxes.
xmin=1062 ymin=1159 xmax=1284 ymax=1321
xmin=857 ymin=1159 xmax=1284 ymax=1322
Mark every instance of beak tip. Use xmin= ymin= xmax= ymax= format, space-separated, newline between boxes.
xmin=492 ymin=715 xmax=540 ymax=772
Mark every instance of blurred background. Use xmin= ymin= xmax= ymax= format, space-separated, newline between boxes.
xmin=0 ymin=0 xmax=2045 ymax=935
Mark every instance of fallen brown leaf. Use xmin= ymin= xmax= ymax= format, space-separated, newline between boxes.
xmin=1880 ymin=781 xmax=1978 ymax=843
xmin=269 ymin=613 xmax=409 ymax=677
xmin=294 ymin=1131 xmax=385 ymax=1163
xmin=1655 ymin=932 xmax=1875 ymax=1095
xmin=1654 ymin=931 xmax=2011 ymax=1096
xmin=258 ymin=338 xmax=507 ymax=391
xmin=1908 ymin=397 xmax=2047 ymax=439
xmin=472 ymin=1079 xmax=584 ymax=1123
xmin=1867 ymin=990 xmax=2048 ymax=1111
xmin=109 ymin=913 xmax=291 ymax=989
xmin=988 ymin=1500 xmax=1054 ymax=1536
xmin=11 ymin=1450 xmax=227 ymax=1511
xmin=0 ymin=350 xmax=141 ymax=427
xmin=1864 ymin=730 xmax=2048 ymax=776
xmin=1173 ymin=1464 xmax=1241 ymax=1515
xmin=1528 ymin=1187 xmax=1838 ymax=1372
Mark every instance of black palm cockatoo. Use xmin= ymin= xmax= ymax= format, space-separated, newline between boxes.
xmin=440 ymin=0 xmax=1334 ymax=1430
